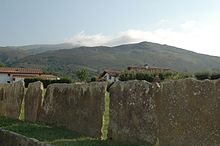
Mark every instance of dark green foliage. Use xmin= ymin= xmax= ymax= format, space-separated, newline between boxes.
xmin=76 ymin=68 xmax=89 ymax=82
xmin=119 ymin=70 xmax=136 ymax=81
xmin=194 ymin=72 xmax=210 ymax=80
xmin=0 ymin=62 xmax=4 ymax=67
xmin=24 ymin=78 xmax=72 ymax=88
xmin=119 ymin=70 xmax=191 ymax=82
xmin=90 ymin=77 xmax=97 ymax=82
xmin=210 ymin=72 xmax=220 ymax=80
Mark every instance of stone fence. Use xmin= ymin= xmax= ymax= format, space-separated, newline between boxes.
xmin=0 ymin=79 xmax=220 ymax=146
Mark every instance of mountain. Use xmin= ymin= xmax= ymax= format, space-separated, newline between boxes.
xmin=10 ymin=41 xmax=220 ymax=78
xmin=0 ymin=47 xmax=30 ymax=65
xmin=8 ymin=43 xmax=74 ymax=54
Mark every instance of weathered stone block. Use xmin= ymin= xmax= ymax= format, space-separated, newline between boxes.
xmin=25 ymin=81 xmax=43 ymax=122
xmin=156 ymin=78 xmax=220 ymax=146
xmin=0 ymin=81 xmax=24 ymax=119
xmin=108 ymin=80 xmax=158 ymax=145
xmin=38 ymin=82 xmax=107 ymax=138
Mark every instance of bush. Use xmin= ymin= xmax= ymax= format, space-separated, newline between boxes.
xmin=119 ymin=70 xmax=136 ymax=81
xmin=210 ymin=72 xmax=220 ymax=80
xmin=24 ymin=77 xmax=72 ymax=88
xmin=90 ymin=77 xmax=97 ymax=82
xmin=194 ymin=72 xmax=210 ymax=80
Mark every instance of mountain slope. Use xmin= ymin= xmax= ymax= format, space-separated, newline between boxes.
xmin=12 ymin=42 xmax=220 ymax=78
xmin=0 ymin=47 xmax=30 ymax=65
xmin=8 ymin=43 xmax=74 ymax=54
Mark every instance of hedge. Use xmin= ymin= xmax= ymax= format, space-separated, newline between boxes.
xmin=24 ymin=78 xmax=72 ymax=88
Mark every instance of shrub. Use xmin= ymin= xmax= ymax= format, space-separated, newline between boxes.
xmin=210 ymin=72 xmax=220 ymax=80
xmin=90 ymin=77 xmax=97 ymax=82
xmin=119 ymin=70 xmax=136 ymax=81
xmin=24 ymin=77 xmax=72 ymax=88
xmin=194 ymin=72 xmax=210 ymax=80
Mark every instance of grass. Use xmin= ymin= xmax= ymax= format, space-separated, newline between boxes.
xmin=1 ymin=92 xmax=147 ymax=146
xmin=0 ymin=116 xmax=143 ymax=146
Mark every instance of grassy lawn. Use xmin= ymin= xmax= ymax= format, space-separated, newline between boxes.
xmin=0 ymin=116 xmax=143 ymax=146
xmin=0 ymin=92 xmax=148 ymax=146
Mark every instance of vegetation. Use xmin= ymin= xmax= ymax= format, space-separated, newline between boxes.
xmin=24 ymin=77 xmax=72 ymax=88
xmin=6 ymin=41 xmax=220 ymax=79
xmin=194 ymin=71 xmax=220 ymax=80
xmin=76 ymin=68 xmax=89 ymax=82
xmin=0 ymin=116 xmax=144 ymax=146
xmin=119 ymin=70 xmax=192 ymax=82
xmin=194 ymin=72 xmax=210 ymax=80
xmin=210 ymin=72 xmax=220 ymax=80
xmin=0 ymin=62 xmax=4 ymax=67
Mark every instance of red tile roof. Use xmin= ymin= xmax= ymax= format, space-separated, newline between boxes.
xmin=0 ymin=67 xmax=43 ymax=74
xmin=100 ymin=69 xmax=121 ymax=78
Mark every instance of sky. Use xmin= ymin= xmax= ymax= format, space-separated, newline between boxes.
xmin=1 ymin=0 xmax=220 ymax=56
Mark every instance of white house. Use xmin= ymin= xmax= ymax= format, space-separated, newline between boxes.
xmin=0 ymin=67 xmax=58 ymax=84
xmin=99 ymin=69 xmax=120 ymax=82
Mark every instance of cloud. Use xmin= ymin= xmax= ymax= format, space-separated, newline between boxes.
xmin=181 ymin=20 xmax=197 ymax=29
xmin=65 ymin=22 xmax=220 ymax=56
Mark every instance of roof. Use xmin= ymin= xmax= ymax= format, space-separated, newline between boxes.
xmin=0 ymin=67 xmax=43 ymax=74
xmin=99 ymin=69 xmax=121 ymax=78
xmin=12 ymin=74 xmax=58 ymax=80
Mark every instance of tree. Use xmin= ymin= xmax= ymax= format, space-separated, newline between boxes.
xmin=0 ymin=62 xmax=4 ymax=67
xmin=76 ymin=68 xmax=89 ymax=82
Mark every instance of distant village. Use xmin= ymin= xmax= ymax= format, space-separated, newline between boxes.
xmin=0 ymin=64 xmax=171 ymax=84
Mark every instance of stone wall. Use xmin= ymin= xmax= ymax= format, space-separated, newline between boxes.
xmin=109 ymin=79 xmax=220 ymax=146
xmin=1 ymin=79 xmax=220 ymax=146
xmin=0 ymin=81 xmax=24 ymax=119
xmin=37 ymin=82 xmax=107 ymax=138
xmin=156 ymin=79 xmax=220 ymax=146
xmin=25 ymin=81 xmax=44 ymax=122
xmin=0 ymin=128 xmax=50 ymax=146
xmin=108 ymin=80 xmax=158 ymax=145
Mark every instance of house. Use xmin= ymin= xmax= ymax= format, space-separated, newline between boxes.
xmin=0 ymin=67 xmax=59 ymax=84
xmin=99 ymin=69 xmax=121 ymax=82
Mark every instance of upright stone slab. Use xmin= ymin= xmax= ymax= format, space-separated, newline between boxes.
xmin=156 ymin=78 xmax=220 ymax=146
xmin=38 ymin=82 xmax=107 ymax=138
xmin=108 ymin=80 xmax=158 ymax=145
xmin=0 ymin=81 xmax=24 ymax=119
xmin=25 ymin=81 xmax=43 ymax=122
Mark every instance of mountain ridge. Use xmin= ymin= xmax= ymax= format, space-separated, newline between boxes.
xmin=1 ymin=41 xmax=220 ymax=78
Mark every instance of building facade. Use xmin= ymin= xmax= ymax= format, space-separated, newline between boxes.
xmin=0 ymin=67 xmax=58 ymax=84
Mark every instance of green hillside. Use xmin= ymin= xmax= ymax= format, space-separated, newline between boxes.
xmin=0 ymin=47 xmax=30 ymax=65
xmin=10 ymin=41 xmax=220 ymax=78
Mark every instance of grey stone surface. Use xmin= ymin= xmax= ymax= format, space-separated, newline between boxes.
xmin=38 ymin=82 xmax=107 ymax=138
xmin=108 ymin=80 xmax=158 ymax=145
xmin=156 ymin=78 xmax=220 ymax=146
xmin=109 ymin=79 xmax=220 ymax=146
xmin=0 ymin=81 xmax=24 ymax=119
xmin=25 ymin=81 xmax=43 ymax=122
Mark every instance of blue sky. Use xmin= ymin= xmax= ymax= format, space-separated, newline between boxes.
xmin=1 ymin=0 xmax=220 ymax=56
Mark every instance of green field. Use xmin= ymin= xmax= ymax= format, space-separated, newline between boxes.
xmin=0 ymin=92 xmax=149 ymax=146
xmin=0 ymin=116 xmax=145 ymax=146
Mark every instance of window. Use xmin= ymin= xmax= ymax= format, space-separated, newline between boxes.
xmin=8 ymin=74 xmax=10 ymax=76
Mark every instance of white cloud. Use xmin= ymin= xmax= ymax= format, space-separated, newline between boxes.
xmin=181 ymin=20 xmax=197 ymax=29
xmin=65 ymin=22 xmax=220 ymax=56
